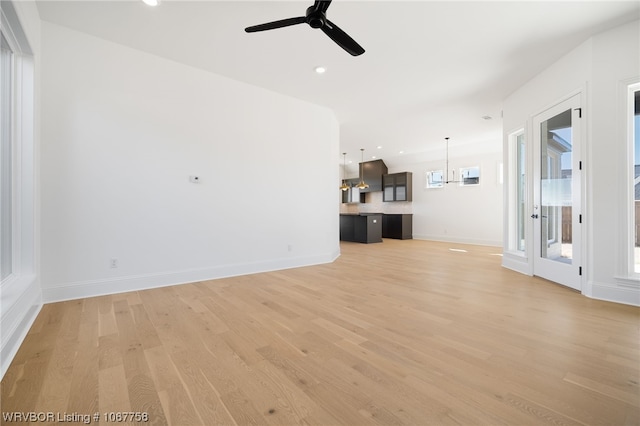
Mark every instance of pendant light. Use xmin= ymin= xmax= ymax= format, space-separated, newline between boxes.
xmin=339 ymin=152 xmax=350 ymax=191
xmin=444 ymin=137 xmax=460 ymax=184
xmin=356 ymin=148 xmax=369 ymax=190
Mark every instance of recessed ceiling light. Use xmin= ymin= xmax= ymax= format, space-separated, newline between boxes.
xmin=314 ymin=66 xmax=326 ymax=74
xmin=142 ymin=0 xmax=159 ymax=6
xmin=377 ymin=146 xmax=382 ymax=149
xmin=399 ymin=150 xmax=404 ymax=154
xmin=371 ymin=156 xmax=377 ymax=159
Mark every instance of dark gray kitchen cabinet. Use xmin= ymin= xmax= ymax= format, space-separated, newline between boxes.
xmin=359 ymin=159 xmax=388 ymax=193
xmin=340 ymin=214 xmax=382 ymax=243
xmin=383 ymin=172 xmax=412 ymax=201
xmin=382 ymin=214 xmax=413 ymax=239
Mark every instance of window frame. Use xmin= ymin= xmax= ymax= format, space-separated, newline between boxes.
xmin=506 ymin=128 xmax=527 ymax=256
xmin=626 ymin=82 xmax=640 ymax=278
xmin=458 ymin=166 xmax=480 ymax=186
xmin=425 ymin=170 xmax=444 ymax=189
xmin=1 ymin=31 xmax=14 ymax=282
xmin=0 ymin=1 xmax=36 ymax=289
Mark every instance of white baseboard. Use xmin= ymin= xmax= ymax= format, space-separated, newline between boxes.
xmin=42 ymin=251 xmax=340 ymax=304
xmin=501 ymin=252 xmax=532 ymax=276
xmin=588 ymin=280 xmax=640 ymax=307
xmin=499 ymin=257 xmax=639 ymax=307
xmin=1 ymin=275 xmax=42 ymax=379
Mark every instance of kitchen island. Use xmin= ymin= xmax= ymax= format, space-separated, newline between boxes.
xmin=339 ymin=213 xmax=383 ymax=244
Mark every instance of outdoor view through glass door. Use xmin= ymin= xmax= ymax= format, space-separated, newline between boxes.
xmin=533 ymin=94 xmax=582 ymax=290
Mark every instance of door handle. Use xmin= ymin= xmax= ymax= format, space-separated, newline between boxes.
xmin=531 ymin=214 xmax=539 ymax=219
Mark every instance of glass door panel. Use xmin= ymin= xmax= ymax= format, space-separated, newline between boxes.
xmin=540 ymin=109 xmax=572 ymax=264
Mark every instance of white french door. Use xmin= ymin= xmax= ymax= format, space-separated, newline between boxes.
xmin=532 ymin=94 xmax=582 ymax=290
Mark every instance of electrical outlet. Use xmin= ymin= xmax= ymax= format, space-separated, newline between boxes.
xmin=110 ymin=258 xmax=118 ymax=269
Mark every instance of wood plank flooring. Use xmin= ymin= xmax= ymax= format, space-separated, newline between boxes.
xmin=2 ymin=239 xmax=639 ymax=425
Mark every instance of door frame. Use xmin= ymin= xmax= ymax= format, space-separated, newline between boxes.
xmin=530 ymin=91 xmax=584 ymax=291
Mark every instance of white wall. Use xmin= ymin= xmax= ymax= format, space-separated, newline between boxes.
xmin=589 ymin=20 xmax=639 ymax=304
xmin=404 ymin=140 xmax=503 ymax=246
xmin=502 ymin=20 xmax=640 ymax=306
xmin=40 ymin=22 xmax=340 ymax=302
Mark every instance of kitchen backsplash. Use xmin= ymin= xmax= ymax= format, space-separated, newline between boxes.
xmin=340 ymin=191 xmax=413 ymax=214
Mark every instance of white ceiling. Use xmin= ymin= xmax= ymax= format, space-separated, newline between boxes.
xmin=36 ymin=0 xmax=640 ymax=169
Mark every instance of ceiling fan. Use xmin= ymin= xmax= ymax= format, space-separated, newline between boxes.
xmin=244 ymin=0 xmax=365 ymax=57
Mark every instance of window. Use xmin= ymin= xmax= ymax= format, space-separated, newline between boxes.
xmin=1 ymin=33 xmax=13 ymax=281
xmin=507 ymin=129 xmax=526 ymax=253
xmin=0 ymin=1 xmax=35 ymax=286
xmin=459 ymin=166 xmax=480 ymax=186
xmin=515 ymin=132 xmax=526 ymax=252
xmin=426 ymin=170 xmax=443 ymax=188
xmin=631 ymin=85 xmax=640 ymax=274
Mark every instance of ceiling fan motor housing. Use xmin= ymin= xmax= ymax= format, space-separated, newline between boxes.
xmin=306 ymin=6 xmax=326 ymax=28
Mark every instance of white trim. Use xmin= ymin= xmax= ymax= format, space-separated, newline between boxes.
xmin=0 ymin=2 xmax=32 ymax=55
xmin=502 ymin=252 xmax=532 ymax=276
xmin=0 ymin=0 xmax=39 ymax=381
xmin=614 ymin=275 xmax=640 ymax=289
xmin=589 ymin=280 xmax=640 ymax=307
xmin=622 ymin=80 xmax=640 ymax=279
xmin=42 ymin=252 xmax=340 ymax=303
xmin=0 ymin=274 xmax=41 ymax=378
xmin=504 ymin=128 xmax=527 ymax=255
xmin=0 ymin=31 xmax=14 ymax=282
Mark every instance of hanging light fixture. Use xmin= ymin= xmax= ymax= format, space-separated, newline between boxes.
xmin=356 ymin=148 xmax=369 ymax=190
xmin=444 ymin=137 xmax=460 ymax=184
xmin=339 ymin=152 xmax=350 ymax=191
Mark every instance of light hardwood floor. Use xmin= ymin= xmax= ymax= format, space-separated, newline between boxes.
xmin=2 ymin=239 xmax=639 ymax=425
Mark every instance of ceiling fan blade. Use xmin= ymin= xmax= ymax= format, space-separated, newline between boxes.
xmin=245 ymin=16 xmax=306 ymax=33
xmin=313 ymin=0 xmax=332 ymax=13
xmin=321 ymin=20 xmax=365 ymax=56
